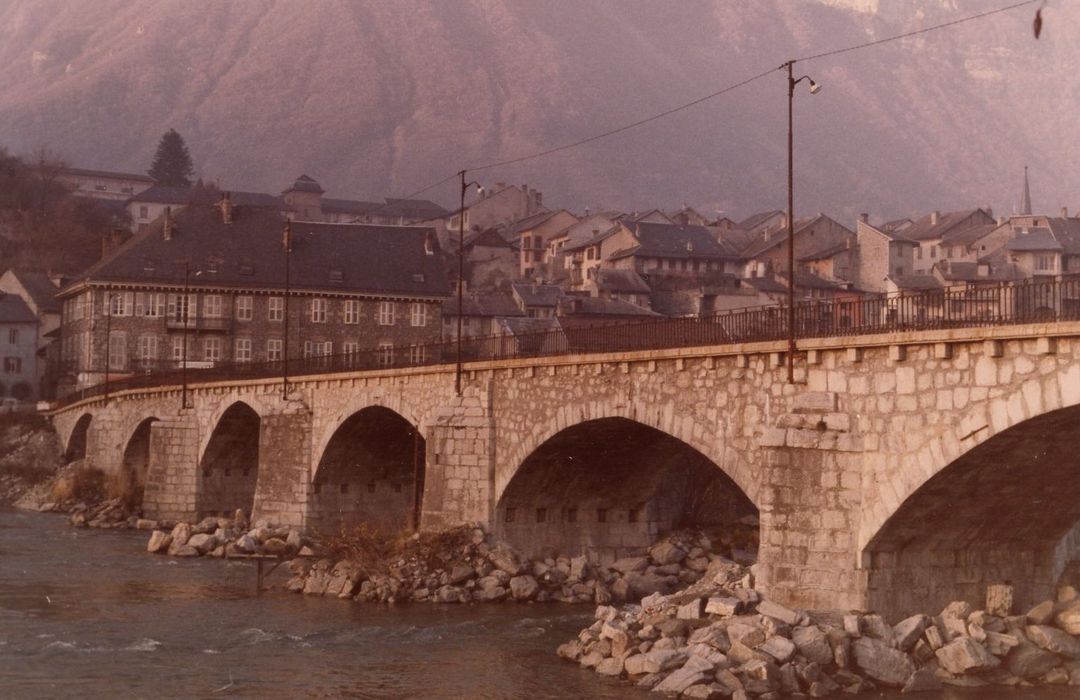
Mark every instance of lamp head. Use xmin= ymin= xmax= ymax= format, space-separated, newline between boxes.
xmin=476 ymin=185 xmax=485 ymax=196
xmin=808 ymin=79 xmax=822 ymax=95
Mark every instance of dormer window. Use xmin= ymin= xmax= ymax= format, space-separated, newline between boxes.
xmin=412 ymin=273 xmax=425 ymax=283
xmin=238 ymin=257 xmax=254 ymax=276
xmin=329 ymin=268 xmax=344 ymax=283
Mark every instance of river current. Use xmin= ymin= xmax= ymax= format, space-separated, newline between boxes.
xmin=0 ymin=506 xmax=1076 ymax=700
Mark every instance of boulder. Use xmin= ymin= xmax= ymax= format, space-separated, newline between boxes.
xmin=705 ymin=597 xmax=741 ymax=617
xmin=626 ymin=572 xmax=676 ymax=599
xmin=569 ymin=555 xmax=588 ymax=581
xmin=433 ymin=585 xmax=468 ymax=604
xmin=984 ymin=631 xmax=1022 ymax=657
xmin=792 ymin=625 xmax=833 ymax=665
xmin=757 ymin=600 xmax=799 ymax=626
xmin=652 ymin=662 xmax=708 ymax=695
xmin=649 ymin=541 xmax=686 ymax=566
xmin=146 ymin=530 xmax=172 ymax=554
xmin=894 ymin=614 xmax=930 ymax=652
xmin=171 ymin=544 xmax=199 ymax=557
xmin=852 ymin=636 xmax=916 ymax=687
xmin=135 ymin=518 xmax=158 ymax=530
xmin=681 ymin=684 xmax=724 ymax=699
xmin=611 ymin=556 xmax=650 ymax=574
xmin=595 ymin=657 xmax=624 ymax=676
xmin=169 ymin=522 xmax=192 ymax=547
xmin=861 ymin=614 xmax=892 ymax=640
xmin=1005 ymin=641 xmax=1060 ymax=680
xmin=986 ymin=584 xmax=1014 ymax=617
xmin=285 ymin=529 xmax=302 ymax=552
xmin=1026 ymin=600 xmax=1056 ymax=625
xmin=557 ymin=640 xmax=583 ymax=662
xmin=941 ymin=600 xmax=974 ymax=620
xmin=233 ymin=534 xmax=257 ymax=554
xmin=757 ymin=635 xmax=797 ymax=664
xmin=935 ymin=637 xmax=999 ymax=674
xmin=186 ymin=533 xmax=216 ymax=554
xmin=625 ymin=648 xmax=687 ymax=675
xmin=901 ymin=666 xmax=942 ymax=694
xmin=677 ymin=598 xmax=705 ymax=620
xmin=727 ymin=622 xmax=765 ymax=648
xmin=1055 ymin=598 xmax=1080 ymax=634
xmin=509 ymin=575 xmax=540 ymax=601
xmin=489 ymin=546 xmax=524 ymax=576
xmin=843 ymin=614 xmax=861 ymax=637
xmin=1026 ymin=624 xmax=1080 ymax=659
xmin=262 ymin=538 xmax=289 ymax=556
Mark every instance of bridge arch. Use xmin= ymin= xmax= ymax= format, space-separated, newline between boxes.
xmin=309 ymin=392 xmax=427 ymax=481
xmin=860 ymin=362 xmax=1080 ymax=619
xmin=119 ymin=416 xmax=159 ymax=509
xmin=196 ymin=401 xmax=261 ymax=519
xmin=309 ymin=406 xmax=425 ymax=535
xmin=495 ymin=416 xmax=757 ymax=562
xmin=64 ymin=412 xmax=94 ymax=462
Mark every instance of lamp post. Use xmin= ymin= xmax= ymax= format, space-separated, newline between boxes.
xmin=104 ymin=291 xmax=112 ymax=404
xmin=782 ymin=59 xmax=821 ymax=384
xmin=282 ymin=219 xmax=292 ymax=400
xmin=456 ymin=171 xmax=483 ymax=395
xmin=179 ymin=262 xmax=202 ymax=410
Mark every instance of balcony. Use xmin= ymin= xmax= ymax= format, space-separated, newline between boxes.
xmin=165 ymin=316 xmax=232 ymax=332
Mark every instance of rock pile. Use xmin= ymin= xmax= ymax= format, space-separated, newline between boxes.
xmin=285 ymin=529 xmax=746 ymax=605
xmin=143 ymin=511 xmax=314 ymax=558
xmin=559 ymin=570 xmax=1080 ymax=697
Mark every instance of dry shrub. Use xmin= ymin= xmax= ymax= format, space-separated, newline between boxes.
xmin=104 ymin=468 xmax=143 ymax=509
xmin=320 ymin=522 xmax=477 ymax=573
xmin=50 ymin=461 xmax=105 ymax=503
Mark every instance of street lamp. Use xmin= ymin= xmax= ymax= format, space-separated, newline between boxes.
xmin=282 ymin=218 xmax=292 ymax=400
xmin=179 ymin=262 xmax=202 ymax=410
xmin=456 ymin=170 xmax=483 ymax=395
xmin=782 ymin=60 xmax=821 ymax=384
xmin=104 ymin=291 xmax=112 ymax=404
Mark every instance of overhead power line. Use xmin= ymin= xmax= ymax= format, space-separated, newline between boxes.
xmin=371 ymin=0 xmax=1040 ymax=213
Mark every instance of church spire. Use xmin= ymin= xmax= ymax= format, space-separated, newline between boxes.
xmin=1019 ymin=165 xmax=1032 ymax=215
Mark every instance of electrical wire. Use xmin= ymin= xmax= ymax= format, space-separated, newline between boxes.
xmin=360 ymin=0 xmax=1041 ymax=215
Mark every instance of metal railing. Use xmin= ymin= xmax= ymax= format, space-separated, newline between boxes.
xmin=53 ymin=277 xmax=1080 ymax=408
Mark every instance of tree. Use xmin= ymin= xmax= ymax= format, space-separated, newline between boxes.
xmin=147 ymin=128 xmax=194 ymax=187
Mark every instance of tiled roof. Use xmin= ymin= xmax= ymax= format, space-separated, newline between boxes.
xmin=740 ymin=214 xmax=850 ymax=259
xmin=381 ymin=198 xmax=449 ymax=220
xmin=1046 ymin=218 xmax=1080 ymax=255
xmin=737 ymin=210 xmax=783 ymax=232
xmin=744 ymin=276 xmax=788 ymax=294
xmin=0 ymin=294 xmax=37 ymax=323
xmin=1005 ymin=228 xmax=1063 ymax=252
xmin=941 ymin=222 xmax=998 ymax=248
xmin=285 ymin=174 xmax=324 ymax=194
xmin=128 ymin=185 xmax=193 ymax=205
xmin=63 ymin=166 xmax=155 ymax=183
xmin=563 ymin=225 xmax=620 ymax=253
xmin=623 ymin=222 xmax=743 ymax=260
xmin=65 ymin=204 xmax=449 ymax=299
xmin=508 ymin=210 xmax=562 ymax=235
xmin=6 ymin=270 xmax=60 ymax=313
xmin=594 ymin=269 xmax=651 ymax=294
xmin=441 ymin=294 xmax=523 ymax=318
xmin=496 ymin=317 xmax=562 ymax=336
xmin=898 ymin=209 xmax=993 ymax=242
xmin=512 ymin=283 xmax=564 ymax=307
xmin=934 ymin=261 xmax=1021 ymax=282
xmin=558 ymin=296 xmax=659 ymax=317
xmin=889 ymin=274 xmax=943 ymax=291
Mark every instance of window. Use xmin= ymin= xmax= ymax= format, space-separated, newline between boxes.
xmin=139 ymin=205 xmax=149 ymax=218
xmin=171 ymin=336 xmax=193 ymax=362
xmin=108 ymin=332 xmax=126 ymax=370
xmin=203 ymin=294 xmax=223 ymax=318
xmin=107 ymin=292 xmax=133 ymax=317
xmin=136 ymin=335 xmax=158 ymax=361
xmin=7 ymin=329 xmax=17 ymax=344
xmin=268 ymin=297 xmax=284 ymax=322
xmin=916 ymin=247 xmax=923 ymax=260
xmin=410 ymin=303 xmax=427 ymax=327
xmin=343 ymin=341 xmax=360 ymax=356
xmin=377 ymin=342 xmax=393 ymax=366
xmin=930 ymin=246 xmax=937 ymax=259
xmin=407 ymin=345 xmax=426 ymax=364
xmin=203 ymin=337 xmax=221 ymax=363
xmin=343 ymin=300 xmax=360 ymax=325
xmin=1037 ymin=255 xmax=1055 ymax=271
xmin=235 ymin=338 xmax=252 ymax=362
xmin=3 ymin=357 xmax=21 ymax=374
xmin=504 ymin=507 xmax=516 ymax=523
xmin=377 ymin=301 xmax=395 ymax=326
xmin=144 ymin=293 xmax=165 ymax=317
xmin=236 ymin=296 xmax=253 ymax=321
xmin=310 ymin=298 xmax=328 ymax=323
xmin=167 ymin=294 xmax=195 ymax=324
xmin=267 ymin=339 xmax=283 ymax=361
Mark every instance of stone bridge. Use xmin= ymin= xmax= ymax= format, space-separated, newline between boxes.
xmin=49 ymin=322 xmax=1080 ymax=621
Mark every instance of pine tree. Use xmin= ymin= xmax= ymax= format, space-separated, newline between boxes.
xmin=147 ymin=128 xmax=195 ymax=187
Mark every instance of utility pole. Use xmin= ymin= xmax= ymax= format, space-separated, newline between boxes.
xmin=282 ymin=219 xmax=292 ymax=400
xmin=456 ymin=171 xmax=482 ymax=395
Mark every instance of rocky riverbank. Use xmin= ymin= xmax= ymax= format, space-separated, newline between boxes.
xmin=140 ymin=511 xmax=315 ymax=558
xmin=557 ymin=561 xmax=1080 ymax=698
xmin=0 ymin=412 xmax=63 ymax=504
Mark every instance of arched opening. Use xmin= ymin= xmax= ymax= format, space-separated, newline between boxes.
xmin=119 ymin=417 xmax=158 ymax=509
xmin=197 ymin=402 xmax=260 ymax=519
xmin=66 ymin=413 xmax=93 ymax=462
xmin=864 ymin=403 xmax=1080 ymax=621
xmin=496 ymin=418 xmax=757 ymax=563
xmin=310 ymin=407 xmax=425 ymax=535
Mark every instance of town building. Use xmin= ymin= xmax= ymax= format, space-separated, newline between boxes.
xmin=58 ymin=167 xmax=155 ymax=202
xmin=894 ymin=209 xmax=996 ymax=275
xmin=0 ymin=269 xmax=63 ymax=399
xmin=0 ymin=293 xmax=39 ymax=405
xmin=56 ymin=195 xmax=449 ymax=391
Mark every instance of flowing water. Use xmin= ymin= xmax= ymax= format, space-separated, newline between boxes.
xmin=0 ymin=506 xmax=1074 ymax=700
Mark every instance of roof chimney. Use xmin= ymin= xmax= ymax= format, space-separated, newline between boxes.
xmin=163 ymin=206 xmax=173 ymax=240
xmin=1062 ymin=207 xmax=1069 ymax=219
xmin=219 ymin=191 xmax=233 ymax=224
xmin=859 ymin=213 xmax=869 ymax=223
xmin=424 ymin=231 xmax=436 ymax=256
xmin=931 ymin=211 xmax=940 ymax=225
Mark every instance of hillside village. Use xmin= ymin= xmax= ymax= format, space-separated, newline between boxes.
xmin=1 ymin=164 xmax=1076 ymax=406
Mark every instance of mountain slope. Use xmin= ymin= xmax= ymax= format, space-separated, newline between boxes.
xmin=0 ymin=0 xmax=1073 ymax=221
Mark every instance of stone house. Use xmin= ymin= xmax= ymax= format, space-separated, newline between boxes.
xmin=0 ymin=269 xmax=63 ymax=398
xmin=56 ymin=195 xmax=449 ymax=391
xmin=509 ymin=209 xmax=579 ymax=279
xmin=589 ymin=268 xmax=652 ymax=309
xmin=440 ymin=293 xmax=523 ymax=341
xmin=511 ymin=283 xmax=564 ymax=318
xmin=0 ymin=293 xmax=39 ymax=404
xmin=853 ymin=219 xmax=919 ymax=293
xmin=547 ymin=213 xmax=622 ymax=280
xmin=1000 ymin=215 xmax=1080 ymax=277
xmin=738 ymin=210 xmax=786 ymax=236
xmin=444 ymin=183 xmax=546 ymax=247
xmin=740 ymin=213 xmax=855 ymax=283
xmin=895 ymin=209 xmax=996 ymax=274
xmin=602 ymin=221 xmax=745 ymax=278
xmin=452 ymin=229 xmax=518 ymax=294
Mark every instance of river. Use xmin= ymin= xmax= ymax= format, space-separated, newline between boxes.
xmin=0 ymin=506 xmax=1075 ymax=700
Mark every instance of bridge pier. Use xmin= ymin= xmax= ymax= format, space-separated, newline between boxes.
xmin=250 ymin=401 xmax=312 ymax=528
xmin=420 ymin=383 xmax=496 ymax=531
xmin=142 ymin=415 xmax=199 ymax=522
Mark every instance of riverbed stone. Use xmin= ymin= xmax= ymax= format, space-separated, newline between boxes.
xmin=986 ymin=584 xmax=1014 ymax=617
xmin=757 ymin=600 xmax=799 ymax=626
xmin=900 ymin=666 xmax=942 ymax=694
xmin=262 ymin=538 xmax=289 ymax=556
xmin=1006 ymin=641 xmax=1060 ymax=679
xmin=171 ymin=544 xmax=199 ymax=557
xmin=234 ymin=534 xmax=257 ymax=554
xmin=489 ymin=546 xmax=524 ymax=576
xmin=757 ymin=635 xmax=797 ymax=663
xmin=186 ymin=533 xmax=215 ymax=554
xmin=1055 ymin=599 xmax=1080 ymax=634
xmin=649 ymin=541 xmax=686 ymax=566
xmin=434 ymin=585 xmax=468 ymax=604
xmin=595 ymin=657 xmax=624 ymax=676
xmin=652 ymin=666 xmax=707 ymax=695
xmin=894 ymin=614 xmax=930 ymax=651
xmin=985 ymin=631 xmax=1022 ymax=656
xmin=705 ymin=597 xmax=741 ymax=617
xmin=792 ymin=625 xmax=833 ymax=665
xmin=677 ymin=598 xmax=705 ymax=620
xmin=169 ymin=522 xmax=191 ymax=547
xmin=1026 ymin=600 xmax=1056 ymax=625
xmin=935 ymin=637 xmax=999 ymax=674
xmin=852 ymin=636 xmax=916 ymax=687
xmin=146 ymin=530 xmax=172 ymax=554
xmin=509 ymin=575 xmax=539 ymax=601
xmin=1027 ymin=624 xmax=1080 ymax=658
